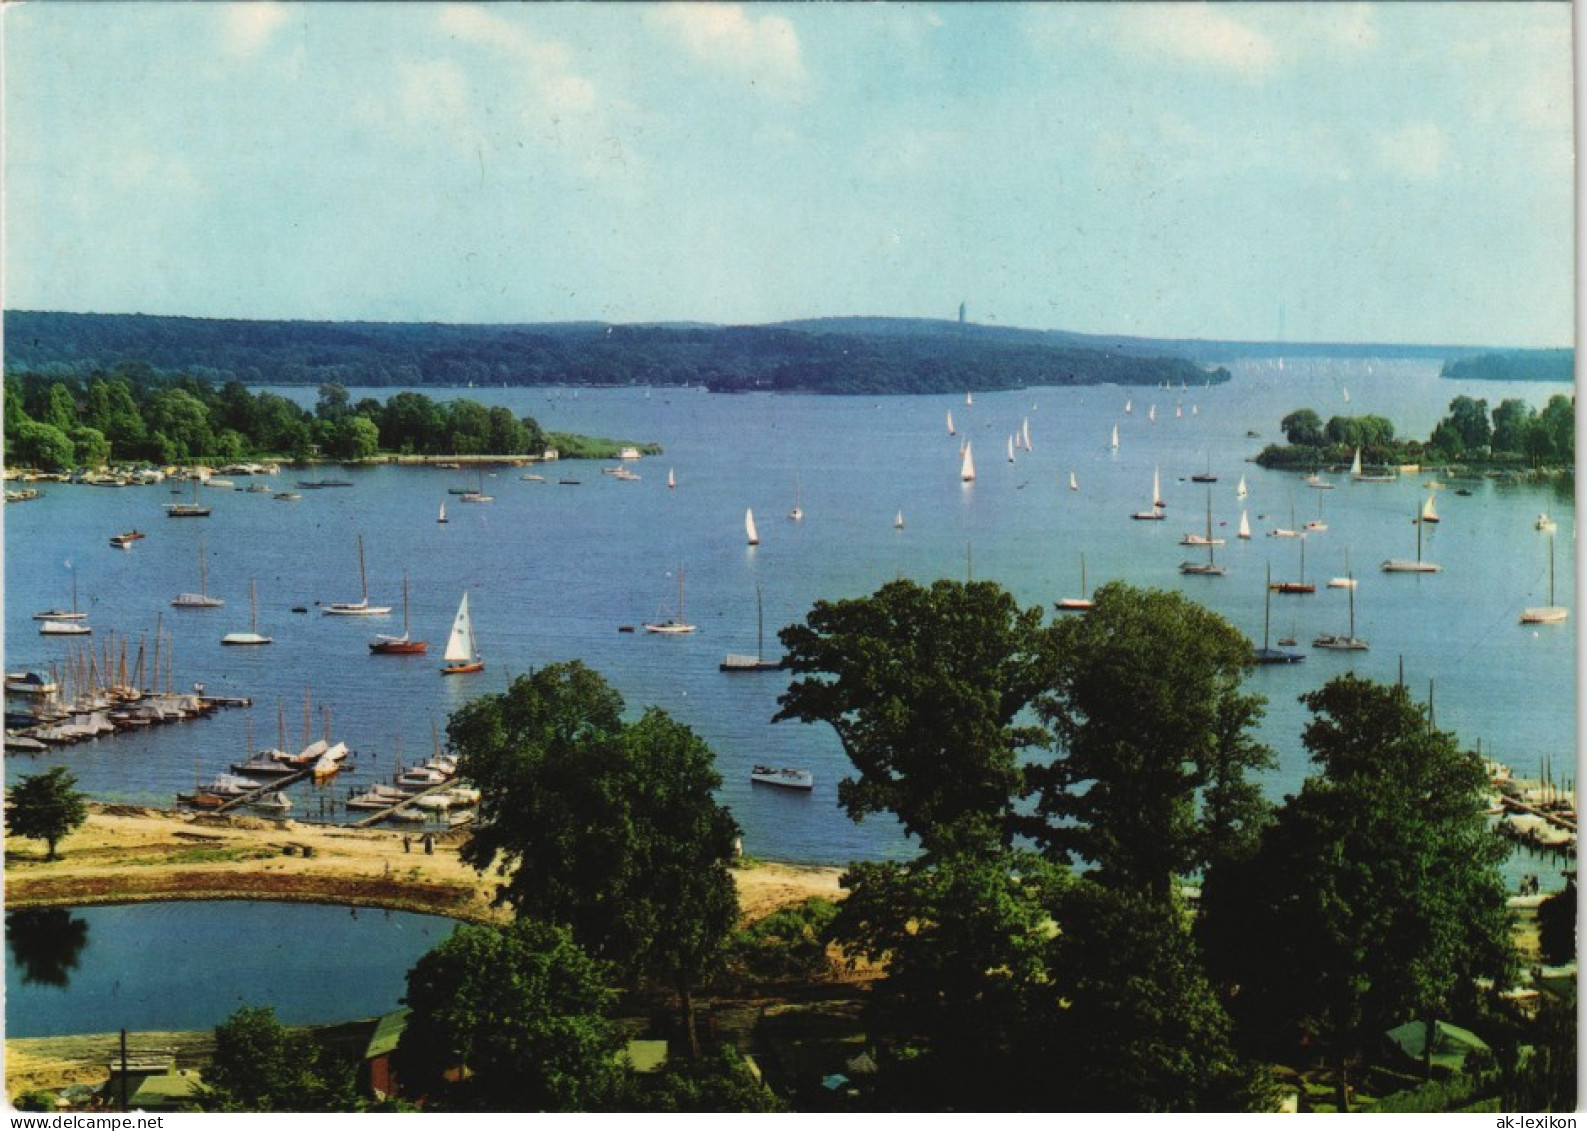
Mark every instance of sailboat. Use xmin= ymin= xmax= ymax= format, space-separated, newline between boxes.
xmin=1381 ymin=504 xmax=1441 ymax=572
xmin=1109 ymin=424 xmax=1119 ymax=451
xmin=1180 ymin=488 xmax=1225 ymax=546
xmin=789 ymin=479 xmax=804 ymax=521
xmin=894 ymin=509 xmax=905 ymax=530
xmin=965 ymin=391 xmax=973 ymax=407
xmin=164 ymin=477 xmax=210 ymax=517
xmin=1420 ymin=492 xmax=1440 ymax=524
xmin=1125 ymin=399 xmax=1132 ymax=414
xmin=172 ymin=536 xmax=225 ymax=608
xmin=1068 ymin=471 xmax=1078 ymax=492
xmin=1148 ymin=405 xmax=1156 ymax=422
xmin=1328 ymin=549 xmax=1360 ymax=589
xmin=1236 ymin=474 xmax=1249 ymax=500
xmin=947 ymin=410 xmax=956 ymax=436
xmin=324 ymin=534 xmax=392 ymax=614
xmin=667 ymin=468 xmax=676 ymax=490
xmin=720 ymin=586 xmax=785 ymax=671
xmin=460 ymin=468 xmax=493 ymax=503
xmin=1238 ymin=510 xmax=1252 ymax=540
xmin=1022 ymin=418 xmax=1032 ymax=451
xmin=1180 ymin=491 xmax=1227 ymax=576
xmin=1313 ymin=571 xmax=1368 ymax=650
xmin=1007 ymin=435 xmax=1016 ymax=463
xmin=1352 ymin=446 xmax=1395 ymax=482
xmin=1253 ymin=564 xmax=1306 ymax=664
xmin=371 ymin=573 xmax=427 ymax=653
xmin=746 ymin=508 xmax=760 ymax=546
xmin=1270 ymin=535 xmax=1316 ymax=593
xmin=1057 ymin=554 xmax=1094 ymax=611
xmin=437 ymin=501 xmax=447 ymax=524
xmin=1131 ymin=467 xmax=1166 ymax=520
xmin=960 ymin=442 xmax=976 ymax=482
xmin=440 ymin=591 xmax=485 ymax=673
xmin=221 ymin=579 xmax=273 ymax=646
xmin=1269 ymin=499 xmax=1302 ymax=538
xmin=35 ymin=562 xmax=89 ymax=620
xmin=1520 ymin=535 xmax=1568 ymax=624
xmin=645 ymin=567 xmax=697 ymax=634
xmin=1305 ymin=493 xmax=1328 ymax=532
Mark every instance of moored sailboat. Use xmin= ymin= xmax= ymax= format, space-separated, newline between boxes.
xmin=1520 ymin=535 xmax=1568 ymax=624
xmin=371 ymin=573 xmax=427 ymax=654
xmin=1270 ymin=535 xmax=1315 ymax=593
xmin=746 ymin=508 xmax=760 ymax=546
xmin=960 ymin=442 xmax=976 ymax=482
xmin=1057 ymin=554 xmax=1094 ymax=611
xmin=172 ymin=537 xmax=225 ymax=608
xmin=324 ymin=534 xmax=392 ymax=615
xmin=644 ymin=567 xmax=697 ymax=634
xmin=221 ymin=579 xmax=273 ymax=646
xmin=440 ymin=591 xmax=485 ymax=673
xmin=720 ymin=586 xmax=785 ymax=672
xmin=1313 ymin=570 xmax=1368 ymax=650
xmin=1253 ymin=564 xmax=1305 ymax=664
xmin=1381 ymin=504 xmax=1441 ymax=573
xmin=1131 ymin=467 xmax=1166 ymax=520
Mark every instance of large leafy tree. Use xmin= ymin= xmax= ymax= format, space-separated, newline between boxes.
xmin=775 ymin=579 xmax=1061 ymax=855
xmin=1200 ymin=676 xmax=1512 ymax=1108
xmin=1280 ymin=408 xmax=1324 ymax=446
xmin=395 ymin=919 xmax=623 ymax=1111
xmin=830 ymin=846 xmax=1071 ymax=1108
xmin=453 ymin=662 xmax=740 ymax=1055
xmin=203 ymin=1004 xmax=359 ymax=1112
xmin=1442 ymin=395 xmax=1492 ymax=452
xmin=1028 ymin=582 xmax=1271 ymax=901
xmin=5 ymin=766 xmax=89 ymax=860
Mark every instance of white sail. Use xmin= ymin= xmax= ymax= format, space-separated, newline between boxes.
xmin=965 ymin=391 xmax=973 ymax=406
xmin=1153 ymin=466 xmax=1163 ymax=508
xmin=1068 ymin=471 xmax=1078 ymax=491
xmin=1125 ymin=400 xmax=1132 ymax=414
xmin=1239 ymin=510 xmax=1251 ymax=539
xmin=1022 ymin=418 xmax=1032 ymax=451
xmin=1110 ymin=424 xmax=1119 ymax=450
xmin=1007 ymin=435 xmax=1016 ymax=463
xmin=746 ymin=508 xmax=760 ymax=545
xmin=444 ymin=593 xmax=475 ymax=663
xmin=961 ymin=442 xmax=976 ymax=482
xmin=1421 ymin=493 xmax=1438 ymax=523
xmin=1237 ymin=474 xmax=1248 ymax=500
xmin=667 ymin=468 xmax=676 ymax=489
xmin=1351 ymin=447 xmax=1363 ymax=477
xmin=947 ymin=410 xmax=955 ymax=436
xmin=437 ymin=501 xmax=446 ymax=523
xmin=894 ymin=509 xmax=905 ymax=529
xmin=1148 ymin=405 xmax=1156 ymax=422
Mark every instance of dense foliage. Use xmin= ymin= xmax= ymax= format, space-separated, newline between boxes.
xmin=4 ymin=310 xmax=1229 ymax=395
xmin=1258 ymin=393 xmax=1574 ymax=469
xmin=1441 ymin=349 xmax=1574 ymax=383
xmin=3 ymin=368 xmax=554 ymax=467
xmin=1198 ymin=676 xmax=1514 ymax=1109
xmin=5 ymin=766 xmax=88 ymax=860
xmin=451 ymin=662 xmax=740 ymax=1056
xmin=202 ymin=1005 xmax=360 ymax=1113
xmin=395 ymin=919 xmax=624 ymax=1111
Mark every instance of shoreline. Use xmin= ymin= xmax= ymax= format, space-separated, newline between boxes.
xmin=3 ymin=803 xmax=846 ymax=925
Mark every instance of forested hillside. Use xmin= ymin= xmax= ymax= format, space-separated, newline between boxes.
xmin=3 ymin=311 xmax=1228 ymax=394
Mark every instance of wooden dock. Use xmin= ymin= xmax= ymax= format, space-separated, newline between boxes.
xmin=213 ymin=764 xmax=316 ymax=815
xmin=349 ymin=779 xmax=458 ymax=829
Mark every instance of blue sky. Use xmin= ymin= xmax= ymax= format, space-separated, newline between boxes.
xmin=2 ymin=2 xmax=1574 ymax=346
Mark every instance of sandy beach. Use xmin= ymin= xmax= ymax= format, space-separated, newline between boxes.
xmin=4 ymin=803 xmax=845 ymax=923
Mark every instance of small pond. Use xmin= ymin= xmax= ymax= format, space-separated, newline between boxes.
xmin=5 ymin=901 xmax=459 ymax=1038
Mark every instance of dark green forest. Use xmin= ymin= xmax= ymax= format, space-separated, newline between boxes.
xmin=1440 ymin=350 xmax=1574 ymax=384
xmin=3 ymin=311 xmax=1229 ymax=395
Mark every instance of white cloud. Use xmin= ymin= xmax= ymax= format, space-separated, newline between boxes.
xmin=223 ymin=2 xmax=291 ymax=57
xmin=1374 ymin=123 xmax=1447 ymax=181
xmin=1111 ymin=4 xmax=1278 ymax=81
xmin=650 ymin=4 xmax=807 ymax=94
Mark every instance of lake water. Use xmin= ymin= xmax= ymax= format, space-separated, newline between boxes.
xmin=5 ymin=358 xmax=1576 ymax=880
xmin=4 ymin=902 xmax=457 ymax=1038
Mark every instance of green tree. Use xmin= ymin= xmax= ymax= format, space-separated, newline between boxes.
xmin=68 ymin=425 xmax=111 ymax=468
xmin=453 ymin=663 xmax=741 ymax=1056
xmin=144 ymin=388 xmax=215 ymax=460
xmin=830 ymin=846 xmax=1071 ymax=1107
xmin=202 ymin=1005 xmax=358 ymax=1112
xmin=1537 ymin=879 xmax=1575 ymax=965
xmin=81 ymin=378 xmax=146 ymax=455
xmin=379 ymin=391 xmax=444 ymax=453
xmin=315 ymin=382 xmax=351 ymax=420
xmin=1028 ymin=582 xmax=1271 ymax=901
xmin=39 ymin=382 xmax=78 ymax=433
xmin=1442 ymin=395 xmax=1492 ymax=452
xmin=9 ymin=419 xmax=76 ymax=470
xmin=1536 ymin=394 xmax=1574 ymax=464
xmin=1201 ymin=676 xmax=1512 ymax=1108
xmin=5 ymin=767 xmax=88 ymax=860
xmin=775 ymin=579 xmax=1060 ymax=855
xmin=1044 ymin=882 xmax=1261 ymax=1112
xmin=1325 ymin=414 xmax=1395 ymax=449
xmin=1280 ymin=408 xmax=1324 ymax=446
xmin=443 ymin=398 xmax=493 ymax=453
xmin=1491 ymin=398 xmax=1536 ymax=453
xmin=327 ymin=416 xmax=380 ymax=459
xmin=395 ymin=918 xmax=623 ymax=1111
xmin=622 ymin=1045 xmax=786 ymax=1112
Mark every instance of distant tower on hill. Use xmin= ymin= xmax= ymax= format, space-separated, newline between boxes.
xmin=958 ymin=301 xmax=967 ymax=324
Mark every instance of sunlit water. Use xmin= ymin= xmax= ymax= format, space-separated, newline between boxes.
xmin=6 ymin=359 xmax=1575 ymax=883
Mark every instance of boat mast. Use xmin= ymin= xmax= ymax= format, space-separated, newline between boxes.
xmin=358 ymin=534 xmax=370 ymax=603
